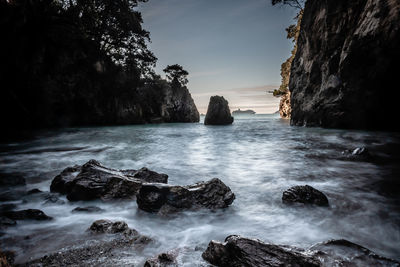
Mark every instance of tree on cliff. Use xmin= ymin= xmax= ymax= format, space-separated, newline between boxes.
xmin=271 ymin=0 xmax=304 ymax=97
xmin=271 ymin=0 xmax=304 ymax=10
xmin=163 ymin=64 xmax=189 ymax=87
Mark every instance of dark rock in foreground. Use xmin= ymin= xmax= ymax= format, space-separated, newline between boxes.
xmin=88 ymin=219 xmax=137 ymax=237
xmin=282 ymin=185 xmax=329 ymax=206
xmin=202 ymin=235 xmax=321 ymax=267
xmin=202 ymin=236 xmax=400 ymax=267
xmin=50 ymin=160 xmax=168 ymax=201
xmin=144 ymin=249 xmax=179 ymax=267
xmin=204 ymin=96 xmax=234 ymax=125
xmin=310 ymin=239 xmax=400 ymax=267
xmin=137 ymin=178 xmax=235 ymax=214
xmin=2 ymin=209 xmax=52 ymax=221
xmin=289 ymin=0 xmax=400 ymax=131
xmin=22 ymin=220 xmax=152 ymax=267
xmin=72 ymin=206 xmax=105 ymax=213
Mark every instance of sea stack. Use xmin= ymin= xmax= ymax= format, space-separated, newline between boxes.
xmin=204 ymin=96 xmax=234 ymax=125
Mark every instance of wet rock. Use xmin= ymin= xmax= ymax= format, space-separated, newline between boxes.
xmin=0 ymin=173 xmax=25 ymax=187
xmin=26 ymin=188 xmax=42 ymax=195
xmin=72 ymin=206 xmax=105 ymax=213
xmin=282 ymin=185 xmax=329 ymax=206
xmin=43 ymin=194 xmax=65 ymax=205
xmin=202 ymin=235 xmax=321 ymax=267
xmin=289 ymin=0 xmax=400 ymax=131
xmin=50 ymin=160 xmax=168 ymax=201
xmin=137 ymin=178 xmax=235 ymax=214
xmin=204 ymin=96 xmax=234 ymax=125
xmin=3 ymin=209 xmax=52 ymax=221
xmin=88 ymin=219 xmax=138 ymax=237
xmin=310 ymin=239 xmax=400 ymax=266
xmin=342 ymin=147 xmax=372 ymax=161
xmin=144 ymin=250 xmax=179 ymax=267
xmin=22 ymin=221 xmax=152 ymax=267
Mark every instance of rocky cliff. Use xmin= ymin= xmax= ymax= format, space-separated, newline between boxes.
xmin=289 ymin=0 xmax=400 ymax=130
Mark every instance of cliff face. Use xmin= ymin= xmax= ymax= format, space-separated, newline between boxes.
xmin=161 ymin=85 xmax=200 ymax=123
xmin=289 ymin=0 xmax=400 ymax=130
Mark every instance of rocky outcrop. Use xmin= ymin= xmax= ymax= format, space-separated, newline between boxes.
xmin=202 ymin=235 xmax=321 ymax=267
xmin=204 ymin=96 xmax=234 ymax=125
xmin=289 ymin=0 xmax=400 ymax=130
xmin=279 ymin=91 xmax=291 ymax=119
xmin=50 ymin=160 xmax=168 ymax=201
xmin=88 ymin=219 xmax=138 ymax=237
xmin=202 ymin=236 xmax=400 ymax=267
xmin=161 ymin=84 xmax=200 ymax=123
xmin=282 ymin=185 xmax=329 ymax=206
xmin=137 ymin=178 xmax=235 ymax=214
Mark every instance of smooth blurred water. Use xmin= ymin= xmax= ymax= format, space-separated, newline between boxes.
xmin=1 ymin=114 xmax=400 ymax=265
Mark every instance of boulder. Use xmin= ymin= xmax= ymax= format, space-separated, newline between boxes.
xmin=289 ymin=0 xmax=400 ymax=131
xmin=72 ymin=206 xmax=105 ymax=213
xmin=88 ymin=219 xmax=138 ymax=237
xmin=2 ymin=209 xmax=52 ymax=221
xmin=202 ymin=236 xmax=400 ymax=267
xmin=202 ymin=235 xmax=321 ymax=267
xmin=137 ymin=178 xmax=235 ymax=214
xmin=144 ymin=250 xmax=179 ymax=267
xmin=50 ymin=160 xmax=168 ymax=201
xmin=204 ymin=96 xmax=234 ymax=125
xmin=282 ymin=185 xmax=329 ymax=206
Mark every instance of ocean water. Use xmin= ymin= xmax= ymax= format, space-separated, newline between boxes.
xmin=1 ymin=114 xmax=400 ymax=265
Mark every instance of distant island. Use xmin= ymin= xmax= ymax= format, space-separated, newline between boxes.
xmin=232 ymin=108 xmax=256 ymax=115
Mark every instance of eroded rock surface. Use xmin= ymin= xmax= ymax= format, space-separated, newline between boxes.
xmin=204 ymin=96 xmax=234 ymax=125
xmin=282 ymin=185 xmax=329 ymax=206
xmin=21 ymin=220 xmax=152 ymax=267
xmin=50 ymin=160 xmax=168 ymax=201
xmin=137 ymin=178 xmax=235 ymax=214
xmin=202 ymin=235 xmax=321 ymax=267
xmin=2 ymin=209 xmax=52 ymax=221
xmin=202 ymin=236 xmax=400 ymax=267
xmin=289 ymin=0 xmax=400 ymax=130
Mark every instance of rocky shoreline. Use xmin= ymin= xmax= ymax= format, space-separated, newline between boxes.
xmin=1 ymin=157 xmax=399 ymax=266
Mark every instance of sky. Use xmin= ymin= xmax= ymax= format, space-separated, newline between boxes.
xmin=138 ymin=0 xmax=298 ymax=114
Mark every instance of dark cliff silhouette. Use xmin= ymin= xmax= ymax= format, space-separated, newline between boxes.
xmin=0 ymin=0 xmax=199 ymax=141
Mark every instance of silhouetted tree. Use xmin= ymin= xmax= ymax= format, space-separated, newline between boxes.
xmin=271 ymin=0 xmax=304 ymax=10
xmin=163 ymin=64 xmax=189 ymax=87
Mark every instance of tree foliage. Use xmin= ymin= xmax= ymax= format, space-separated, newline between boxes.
xmin=271 ymin=0 xmax=305 ymax=10
xmin=163 ymin=64 xmax=189 ymax=87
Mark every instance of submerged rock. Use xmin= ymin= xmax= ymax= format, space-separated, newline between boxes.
xmin=282 ymin=185 xmax=329 ymax=206
xmin=137 ymin=178 xmax=235 ymax=214
xmin=202 ymin=235 xmax=321 ymax=267
xmin=72 ymin=206 xmax=105 ymax=213
xmin=0 ymin=217 xmax=16 ymax=228
xmin=289 ymin=0 xmax=400 ymax=131
xmin=204 ymin=96 xmax=234 ymax=125
xmin=50 ymin=160 xmax=168 ymax=201
xmin=2 ymin=209 xmax=52 ymax=221
xmin=310 ymin=239 xmax=400 ymax=266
